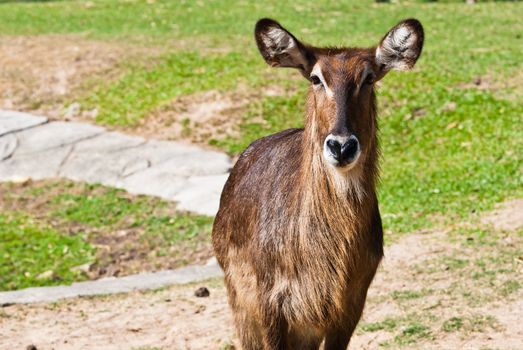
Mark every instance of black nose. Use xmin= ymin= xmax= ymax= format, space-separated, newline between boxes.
xmin=326 ymin=135 xmax=360 ymax=164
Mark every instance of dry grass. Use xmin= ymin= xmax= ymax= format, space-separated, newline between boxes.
xmin=0 ymin=34 xmax=159 ymax=119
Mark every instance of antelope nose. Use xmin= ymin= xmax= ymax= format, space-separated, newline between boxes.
xmin=326 ymin=139 xmax=343 ymax=160
xmin=325 ymin=135 xmax=360 ymax=165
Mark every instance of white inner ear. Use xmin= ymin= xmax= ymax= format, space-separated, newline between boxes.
xmin=262 ymin=27 xmax=296 ymax=53
xmin=311 ymin=63 xmax=333 ymax=98
xmin=376 ymin=24 xmax=417 ymax=71
xmin=261 ymin=26 xmax=308 ymax=69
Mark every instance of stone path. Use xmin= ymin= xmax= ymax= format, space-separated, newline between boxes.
xmin=0 ymin=110 xmax=232 ymax=216
xmin=0 ymin=110 xmax=231 ymax=303
xmin=0 ymin=259 xmax=223 ymax=305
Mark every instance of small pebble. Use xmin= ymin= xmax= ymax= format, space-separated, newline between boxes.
xmin=26 ymin=345 xmax=37 ymax=350
xmin=194 ymin=287 xmax=210 ymax=297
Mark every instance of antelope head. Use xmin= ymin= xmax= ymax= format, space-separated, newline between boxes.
xmin=255 ymin=18 xmax=424 ymax=172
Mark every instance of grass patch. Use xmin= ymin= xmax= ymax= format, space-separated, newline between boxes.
xmin=500 ymin=280 xmax=521 ymax=296
xmin=49 ymin=184 xmax=212 ymax=244
xmin=361 ymin=318 xmax=398 ymax=333
xmin=85 ymin=51 xmax=261 ymax=126
xmin=356 ymin=224 xmax=521 ymax=347
xmin=0 ymin=213 xmax=94 ymax=290
xmin=394 ymin=321 xmax=433 ymax=345
xmin=391 ymin=289 xmax=433 ymax=301
xmin=415 ymin=227 xmax=523 ymax=307
xmin=378 ymin=88 xmax=522 ymax=234
xmin=443 ymin=314 xmax=501 ymax=334
xmin=0 ymin=180 xmax=213 ymax=291
xmin=443 ymin=257 xmax=469 ymax=271
xmin=442 ymin=316 xmax=464 ymax=332
xmin=375 ymin=316 xmax=435 ymax=347
xmin=211 ymin=91 xmax=305 ymax=154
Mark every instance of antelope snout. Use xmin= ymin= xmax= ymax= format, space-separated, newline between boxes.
xmin=324 ymin=134 xmax=360 ymax=167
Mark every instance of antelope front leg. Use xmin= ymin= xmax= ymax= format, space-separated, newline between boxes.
xmin=259 ymin=297 xmax=289 ymax=350
xmin=324 ymin=291 xmax=368 ymax=350
xmin=324 ymin=325 xmax=356 ymax=350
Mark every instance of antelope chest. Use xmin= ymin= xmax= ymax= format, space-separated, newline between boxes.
xmin=267 ymin=226 xmax=377 ymax=326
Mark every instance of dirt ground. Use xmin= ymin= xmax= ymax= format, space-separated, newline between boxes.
xmin=136 ymin=89 xmax=250 ymax=146
xmin=1 ymin=200 xmax=521 ymax=350
xmin=135 ymin=83 xmax=294 ymax=148
xmin=459 ymin=71 xmax=523 ymax=102
xmin=0 ymin=280 xmax=233 ymax=350
xmin=0 ymin=35 xmax=155 ymax=120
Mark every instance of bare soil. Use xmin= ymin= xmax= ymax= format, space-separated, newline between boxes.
xmin=135 ymin=83 xmax=294 ymax=148
xmin=0 ymin=280 xmax=234 ymax=350
xmin=136 ymin=89 xmax=250 ymax=146
xmin=480 ymin=198 xmax=523 ymax=231
xmin=0 ymin=35 xmax=155 ymax=119
xmin=1 ymin=199 xmax=521 ymax=350
xmin=459 ymin=71 xmax=523 ymax=101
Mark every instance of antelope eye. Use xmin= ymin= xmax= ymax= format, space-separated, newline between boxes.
xmin=310 ymin=75 xmax=322 ymax=86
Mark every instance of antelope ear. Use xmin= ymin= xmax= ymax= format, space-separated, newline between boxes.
xmin=376 ymin=19 xmax=424 ymax=72
xmin=255 ymin=18 xmax=314 ymax=76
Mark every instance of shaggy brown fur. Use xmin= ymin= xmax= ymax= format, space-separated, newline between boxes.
xmin=212 ymin=18 xmax=424 ymax=350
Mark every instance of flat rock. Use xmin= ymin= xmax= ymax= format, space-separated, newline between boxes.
xmin=141 ymin=139 xmax=212 ymax=162
xmin=14 ymin=121 xmax=105 ymax=155
xmin=118 ymin=168 xmax=189 ymax=200
xmin=0 ymin=118 xmax=232 ymax=216
xmin=174 ymin=174 xmax=230 ymax=215
xmin=59 ymin=132 xmax=148 ymax=186
xmin=144 ymin=151 xmax=231 ymax=177
xmin=0 ymin=133 xmax=17 ymax=160
xmin=0 ymin=146 xmax=73 ymax=181
xmin=0 ymin=110 xmax=47 ymax=137
xmin=73 ymin=131 xmax=146 ymax=153
xmin=0 ymin=263 xmax=223 ymax=305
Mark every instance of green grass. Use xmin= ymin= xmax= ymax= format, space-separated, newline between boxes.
xmin=361 ymin=315 xmax=435 ymax=348
xmin=361 ymin=318 xmax=398 ymax=333
xmin=442 ymin=314 xmax=500 ymax=334
xmin=500 ymin=280 xmax=521 ymax=296
xmin=391 ymin=289 xmax=432 ymax=301
xmin=394 ymin=321 xmax=433 ymax=345
xmin=0 ymin=181 xmax=213 ymax=291
xmin=49 ymin=183 xmax=213 ymax=243
xmin=85 ymin=51 xmax=261 ymax=126
xmin=0 ymin=213 xmax=95 ymax=290
xmin=0 ymin=1 xmax=521 ymax=267
xmin=442 ymin=316 xmax=464 ymax=332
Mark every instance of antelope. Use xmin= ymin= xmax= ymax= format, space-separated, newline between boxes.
xmin=212 ymin=18 xmax=424 ymax=349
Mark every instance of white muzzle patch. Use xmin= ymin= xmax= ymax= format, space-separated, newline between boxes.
xmin=323 ymin=134 xmax=361 ymax=169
